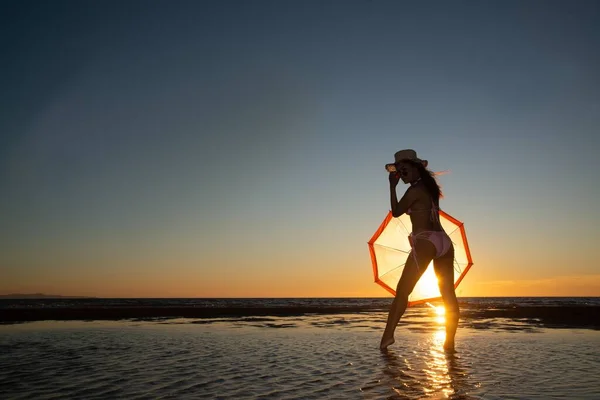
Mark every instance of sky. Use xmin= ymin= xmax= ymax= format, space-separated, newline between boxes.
xmin=1 ymin=0 xmax=599 ymax=298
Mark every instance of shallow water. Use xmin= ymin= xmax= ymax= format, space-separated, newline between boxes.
xmin=1 ymin=312 xmax=599 ymax=399
xmin=3 ymin=296 xmax=600 ymax=309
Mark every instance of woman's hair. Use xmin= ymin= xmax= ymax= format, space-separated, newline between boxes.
xmin=406 ymin=160 xmax=443 ymax=205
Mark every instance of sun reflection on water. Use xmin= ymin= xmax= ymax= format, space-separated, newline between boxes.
xmin=435 ymin=306 xmax=446 ymax=324
xmin=375 ymin=303 xmax=474 ymax=398
xmin=433 ymin=328 xmax=446 ymax=344
xmin=426 ymin=302 xmax=446 ymax=324
xmin=423 ymin=327 xmax=454 ymax=397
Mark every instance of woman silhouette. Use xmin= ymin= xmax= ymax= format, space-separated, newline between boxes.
xmin=380 ymin=149 xmax=459 ymax=352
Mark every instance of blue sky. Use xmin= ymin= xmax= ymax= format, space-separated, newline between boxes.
xmin=1 ymin=0 xmax=599 ymax=297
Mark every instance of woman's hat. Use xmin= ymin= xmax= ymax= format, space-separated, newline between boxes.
xmin=385 ymin=149 xmax=428 ymax=171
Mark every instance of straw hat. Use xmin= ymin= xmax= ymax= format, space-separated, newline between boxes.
xmin=385 ymin=149 xmax=428 ymax=172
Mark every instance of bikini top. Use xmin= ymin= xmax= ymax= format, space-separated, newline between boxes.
xmin=405 ymin=178 xmax=441 ymax=223
xmin=407 ymin=202 xmax=440 ymax=223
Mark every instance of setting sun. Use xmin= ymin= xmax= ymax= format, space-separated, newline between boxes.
xmin=409 ymin=262 xmax=442 ymax=302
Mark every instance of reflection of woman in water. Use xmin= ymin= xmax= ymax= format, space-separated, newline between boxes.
xmin=380 ymin=149 xmax=459 ymax=352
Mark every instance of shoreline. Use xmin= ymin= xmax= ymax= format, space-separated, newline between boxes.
xmin=1 ymin=305 xmax=599 ymax=329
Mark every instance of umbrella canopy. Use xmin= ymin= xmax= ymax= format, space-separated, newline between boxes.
xmin=368 ymin=210 xmax=473 ymax=306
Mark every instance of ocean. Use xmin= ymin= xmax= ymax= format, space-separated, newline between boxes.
xmin=1 ymin=297 xmax=599 ymax=399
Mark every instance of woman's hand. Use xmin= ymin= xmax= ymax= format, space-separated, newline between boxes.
xmin=389 ymin=172 xmax=400 ymax=188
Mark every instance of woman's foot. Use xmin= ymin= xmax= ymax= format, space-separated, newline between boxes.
xmin=443 ymin=339 xmax=455 ymax=353
xmin=380 ymin=335 xmax=395 ymax=350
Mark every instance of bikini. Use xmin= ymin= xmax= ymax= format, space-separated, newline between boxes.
xmin=406 ymin=182 xmax=452 ymax=270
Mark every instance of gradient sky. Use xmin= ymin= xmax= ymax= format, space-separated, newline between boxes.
xmin=1 ymin=0 xmax=599 ymax=297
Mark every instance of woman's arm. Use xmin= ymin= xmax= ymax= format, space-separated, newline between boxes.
xmin=389 ymin=173 xmax=416 ymax=217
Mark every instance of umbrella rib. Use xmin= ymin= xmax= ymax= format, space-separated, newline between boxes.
xmin=454 ymin=260 xmax=462 ymax=274
xmin=398 ymin=218 xmax=411 ymax=234
xmin=380 ymin=265 xmax=405 ymax=279
xmin=372 ymin=243 xmax=411 ymax=254
xmin=444 ymin=225 xmax=459 ymax=237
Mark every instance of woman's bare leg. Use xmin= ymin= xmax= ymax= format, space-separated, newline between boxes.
xmin=434 ymin=248 xmax=459 ymax=352
xmin=380 ymin=240 xmax=435 ymax=350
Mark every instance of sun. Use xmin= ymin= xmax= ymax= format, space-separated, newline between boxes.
xmin=412 ymin=261 xmax=441 ymax=300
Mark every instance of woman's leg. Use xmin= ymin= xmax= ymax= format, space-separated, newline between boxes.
xmin=380 ymin=239 xmax=435 ymax=349
xmin=433 ymin=246 xmax=459 ymax=352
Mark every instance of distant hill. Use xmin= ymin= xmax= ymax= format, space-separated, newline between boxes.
xmin=0 ymin=293 xmax=95 ymax=299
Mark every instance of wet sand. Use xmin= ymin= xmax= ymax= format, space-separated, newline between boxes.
xmin=1 ymin=313 xmax=599 ymax=399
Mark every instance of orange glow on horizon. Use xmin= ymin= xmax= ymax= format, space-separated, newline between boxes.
xmin=2 ymin=264 xmax=600 ymax=298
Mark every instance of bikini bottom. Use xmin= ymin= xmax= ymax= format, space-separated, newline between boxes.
xmin=409 ymin=231 xmax=452 ymax=259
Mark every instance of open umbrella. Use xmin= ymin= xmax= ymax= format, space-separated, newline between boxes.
xmin=368 ymin=210 xmax=473 ymax=305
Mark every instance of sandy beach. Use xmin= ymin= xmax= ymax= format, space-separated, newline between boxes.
xmin=2 ymin=305 xmax=599 ymax=399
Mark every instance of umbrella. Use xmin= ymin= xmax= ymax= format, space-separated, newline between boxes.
xmin=368 ymin=210 xmax=473 ymax=306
